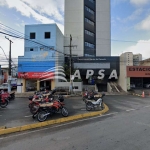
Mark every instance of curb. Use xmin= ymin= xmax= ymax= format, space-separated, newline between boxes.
xmin=0 ymin=104 xmax=109 ymax=136
xmin=0 ymin=126 xmax=6 ymax=130
xmin=132 ymin=93 xmax=142 ymax=97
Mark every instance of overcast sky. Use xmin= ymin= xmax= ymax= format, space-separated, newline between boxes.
xmin=0 ymin=0 xmax=150 ymax=67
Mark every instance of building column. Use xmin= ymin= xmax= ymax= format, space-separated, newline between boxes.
xmin=22 ymin=79 xmax=26 ymax=93
xmin=127 ymin=77 xmax=130 ymax=91
xmin=37 ymin=80 xmax=40 ymax=91
xmin=51 ymin=80 xmax=55 ymax=90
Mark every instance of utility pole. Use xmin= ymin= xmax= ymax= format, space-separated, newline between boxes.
xmin=5 ymin=36 xmax=13 ymax=93
xmin=64 ymin=35 xmax=77 ymax=94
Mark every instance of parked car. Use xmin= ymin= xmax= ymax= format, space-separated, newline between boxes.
xmin=26 ymin=86 xmax=36 ymax=92
xmin=144 ymin=84 xmax=150 ymax=88
xmin=40 ymin=86 xmax=50 ymax=91
xmin=0 ymin=83 xmax=12 ymax=91
xmin=130 ymin=83 xmax=135 ymax=89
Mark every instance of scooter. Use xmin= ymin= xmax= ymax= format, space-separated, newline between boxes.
xmin=86 ymin=93 xmax=105 ymax=111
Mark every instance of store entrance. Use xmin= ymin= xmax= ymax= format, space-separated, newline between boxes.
xmin=130 ymin=77 xmax=143 ymax=89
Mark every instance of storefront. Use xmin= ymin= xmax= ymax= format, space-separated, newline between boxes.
xmin=65 ymin=56 xmax=120 ymax=92
xmin=17 ymin=71 xmax=55 ymax=92
xmin=127 ymin=66 xmax=150 ymax=89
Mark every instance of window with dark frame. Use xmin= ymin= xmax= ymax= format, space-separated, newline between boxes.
xmin=45 ymin=32 xmax=51 ymax=39
xmin=30 ymin=33 xmax=35 ymax=39
xmin=30 ymin=48 xmax=33 ymax=51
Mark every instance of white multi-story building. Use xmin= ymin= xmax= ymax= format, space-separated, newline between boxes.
xmin=133 ymin=54 xmax=142 ymax=66
xmin=64 ymin=0 xmax=111 ymax=57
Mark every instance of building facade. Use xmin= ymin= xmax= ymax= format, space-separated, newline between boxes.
xmin=17 ymin=24 xmax=64 ymax=93
xmin=133 ymin=54 xmax=142 ymax=66
xmin=118 ymin=52 xmax=150 ymax=91
xmin=64 ymin=0 xmax=111 ymax=57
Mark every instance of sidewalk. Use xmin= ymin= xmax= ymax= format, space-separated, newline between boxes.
xmin=0 ymin=96 xmax=109 ymax=136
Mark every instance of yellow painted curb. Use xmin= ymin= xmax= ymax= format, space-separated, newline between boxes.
xmin=0 ymin=126 xmax=6 ymax=130
xmin=0 ymin=103 xmax=109 ymax=136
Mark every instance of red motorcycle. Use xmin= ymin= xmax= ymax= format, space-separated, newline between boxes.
xmin=82 ymin=90 xmax=97 ymax=102
xmin=29 ymin=94 xmax=51 ymax=114
xmin=0 ymin=92 xmax=9 ymax=108
xmin=33 ymin=97 xmax=68 ymax=122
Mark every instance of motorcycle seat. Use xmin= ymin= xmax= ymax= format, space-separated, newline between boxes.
xmin=39 ymin=102 xmax=53 ymax=107
xmin=86 ymin=100 xmax=96 ymax=102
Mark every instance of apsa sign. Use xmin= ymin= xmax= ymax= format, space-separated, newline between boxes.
xmin=73 ymin=69 xmax=118 ymax=79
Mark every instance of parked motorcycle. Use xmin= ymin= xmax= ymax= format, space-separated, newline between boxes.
xmin=29 ymin=94 xmax=51 ymax=114
xmin=29 ymin=89 xmax=64 ymax=114
xmin=0 ymin=92 xmax=9 ymax=108
xmin=33 ymin=97 xmax=68 ymax=122
xmin=82 ymin=90 xmax=98 ymax=101
xmin=86 ymin=93 xmax=105 ymax=111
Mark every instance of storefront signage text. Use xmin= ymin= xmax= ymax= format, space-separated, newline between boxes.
xmin=74 ymin=69 xmax=118 ymax=80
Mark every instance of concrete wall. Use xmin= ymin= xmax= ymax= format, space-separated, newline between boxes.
xmin=96 ymin=0 xmax=111 ymax=56
xmin=55 ymin=81 xmax=83 ymax=92
xmin=107 ymin=82 xmax=112 ymax=92
xmin=118 ymin=52 xmax=133 ymax=92
xmin=64 ymin=0 xmax=84 ymax=56
xmin=17 ymin=79 xmax=22 ymax=93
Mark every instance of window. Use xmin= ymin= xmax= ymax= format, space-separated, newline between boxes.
xmin=85 ymin=30 xmax=94 ymax=37
xmin=30 ymin=33 xmax=35 ymax=39
xmin=85 ymin=42 xmax=95 ymax=48
xmin=30 ymin=48 xmax=33 ymax=51
xmin=89 ymin=0 xmax=95 ymax=3
xmin=85 ymin=6 xmax=94 ymax=15
xmin=85 ymin=18 xmax=95 ymax=26
xmin=45 ymin=32 xmax=51 ymax=39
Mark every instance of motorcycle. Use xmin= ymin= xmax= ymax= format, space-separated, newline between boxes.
xmin=29 ymin=89 xmax=64 ymax=114
xmin=86 ymin=93 xmax=105 ymax=111
xmin=82 ymin=90 xmax=98 ymax=102
xmin=0 ymin=92 xmax=9 ymax=108
xmin=29 ymin=94 xmax=51 ymax=114
xmin=33 ymin=97 xmax=68 ymax=122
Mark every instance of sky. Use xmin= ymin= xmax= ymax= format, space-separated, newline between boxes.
xmin=0 ymin=0 xmax=150 ymax=67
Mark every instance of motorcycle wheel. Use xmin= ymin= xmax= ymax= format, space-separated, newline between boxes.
xmin=61 ymin=107 xmax=69 ymax=117
xmin=0 ymin=100 xmax=8 ymax=108
xmin=12 ymin=95 xmax=15 ymax=100
xmin=83 ymin=97 xmax=85 ymax=102
xmin=37 ymin=110 xmax=48 ymax=122
xmin=86 ymin=102 xmax=93 ymax=111
xmin=30 ymin=104 xmax=39 ymax=114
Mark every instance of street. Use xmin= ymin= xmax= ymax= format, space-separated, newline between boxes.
xmin=0 ymin=95 xmax=150 ymax=149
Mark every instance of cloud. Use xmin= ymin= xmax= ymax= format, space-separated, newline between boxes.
xmin=21 ymin=0 xmax=64 ymax=22
xmin=124 ymin=39 xmax=150 ymax=59
xmin=125 ymin=8 xmax=143 ymax=22
xmin=0 ymin=0 xmax=64 ymax=33
xmin=130 ymin=0 xmax=150 ymax=6
xmin=136 ymin=15 xmax=150 ymax=30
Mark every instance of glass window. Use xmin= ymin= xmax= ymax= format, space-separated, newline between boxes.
xmin=85 ymin=6 xmax=95 ymax=15
xmin=30 ymin=33 xmax=35 ymax=39
xmin=85 ymin=18 xmax=94 ymax=26
xmin=45 ymin=32 xmax=51 ymax=39
xmin=85 ymin=42 xmax=95 ymax=48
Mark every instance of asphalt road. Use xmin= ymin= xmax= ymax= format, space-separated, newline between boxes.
xmin=0 ymin=96 xmax=87 ymax=128
xmin=1 ymin=95 xmax=150 ymax=150
xmin=1 ymin=95 xmax=150 ymax=128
